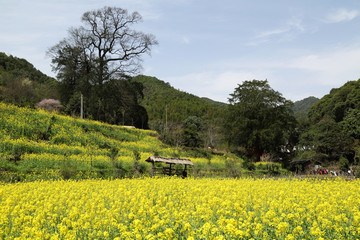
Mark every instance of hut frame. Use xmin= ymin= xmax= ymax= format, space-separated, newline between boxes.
xmin=146 ymin=156 xmax=193 ymax=177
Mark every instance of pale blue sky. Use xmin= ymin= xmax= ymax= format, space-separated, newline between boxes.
xmin=2 ymin=0 xmax=360 ymax=102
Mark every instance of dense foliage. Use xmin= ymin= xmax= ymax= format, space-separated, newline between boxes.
xmin=0 ymin=52 xmax=58 ymax=106
xmin=133 ymin=75 xmax=226 ymax=149
xmin=308 ymin=80 xmax=360 ymax=125
xmin=298 ymin=79 xmax=360 ymax=165
xmin=225 ymin=80 xmax=297 ymax=162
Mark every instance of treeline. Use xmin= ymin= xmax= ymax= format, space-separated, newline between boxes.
xmin=134 ymin=75 xmax=360 ymax=173
xmin=1 ymin=50 xmax=360 ymax=173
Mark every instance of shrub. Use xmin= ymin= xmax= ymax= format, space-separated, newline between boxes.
xmin=36 ymin=99 xmax=62 ymax=112
xmin=338 ymin=156 xmax=349 ymax=172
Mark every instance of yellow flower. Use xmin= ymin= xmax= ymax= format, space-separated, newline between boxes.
xmin=277 ymin=222 xmax=290 ymax=233
xmin=1 ymin=177 xmax=360 ymax=239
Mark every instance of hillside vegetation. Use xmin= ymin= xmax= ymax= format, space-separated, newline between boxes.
xmin=132 ymin=75 xmax=227 ymax=149
xmin=0 ymin=102 xmax=249 ymax=181
xmin=292 ymin=96 xmax=319 ymax=119
xmin=297 ymin=79 xmax=360 ymax=168
xmin=132 ymin=75 xmax=226 ymax=123
xmin=3 ymin=51 xmax=360 ymax=176
xmin=0 ymin=52 xmax=58 ymax=107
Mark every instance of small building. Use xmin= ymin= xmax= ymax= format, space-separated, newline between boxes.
xmin=290 ymin=159 xmax=322 ymax=174
xmin=146 ymin=156 xmax=193 ymax=177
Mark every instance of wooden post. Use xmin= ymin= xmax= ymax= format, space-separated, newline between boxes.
xmin=183 ymin=165 xmax=188 ymax=178
xmin=80 ymin=93 xmax=83 ymax=120
xmin=169 ymin=163 xmax=172 ymax=176
xmin=151 ymin=161 xmax=155 ymax=176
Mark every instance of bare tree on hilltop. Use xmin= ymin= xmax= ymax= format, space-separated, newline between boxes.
xmin=48 ymin=6 xmax=158 ymax=127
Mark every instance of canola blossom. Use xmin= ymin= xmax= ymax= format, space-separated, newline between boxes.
xmin=0 ymin=102 xmax=244 ymax=180
xmin=1 ymin=178 xmax=360 ymax=239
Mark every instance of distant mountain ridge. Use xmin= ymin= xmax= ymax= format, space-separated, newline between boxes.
xmin=292 ymin=96 xmax=319 ymax=119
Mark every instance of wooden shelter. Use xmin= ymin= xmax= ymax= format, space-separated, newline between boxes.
xmin=290 ymin=159 xmax=322 ymax=174
xmin=146 ymin=156 xmax=193 ymax=177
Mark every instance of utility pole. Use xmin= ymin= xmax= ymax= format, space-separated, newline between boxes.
xmin=80 ymin=93 xmax=83 ymax=120
xmin=165 ymin=104 xmax=168 ymax=128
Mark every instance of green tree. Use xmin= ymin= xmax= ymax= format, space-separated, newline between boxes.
xmin=311 ymin=115 xmax=352 ymax=161
xmin=183 ymin=116 xmax=203 ymax=148
xmin=132 ymin=75 xmax=226 ymax=147
xmin=48 ymin=7 xmax=157 ymax=128
xmin=225 ymin=80 xmax=297 ymax=162
xmin=301 ymin=79 xmax=360 ymax=164
xmin=341 ymin=108 xmax=360 ymax=139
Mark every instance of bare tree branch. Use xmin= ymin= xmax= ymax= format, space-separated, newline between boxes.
xmin=50 ymin=6 xmax=158 ymax=85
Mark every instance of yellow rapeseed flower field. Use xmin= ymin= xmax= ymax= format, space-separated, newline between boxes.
xmin=1 ymin=178 xmax=360 ymax=239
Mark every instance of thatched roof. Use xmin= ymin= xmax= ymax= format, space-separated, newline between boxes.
xmin=146 ymin=156 xmax=194 ymax=165
xmin=290 ymin=159 xmax=322 ymax=165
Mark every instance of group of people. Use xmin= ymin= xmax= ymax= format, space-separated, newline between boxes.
xmin=316 ymin=168 xmax=353 ymax=176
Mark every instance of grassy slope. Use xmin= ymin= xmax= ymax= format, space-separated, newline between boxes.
xmin=0 ymin=103 xmax=240 ymax=181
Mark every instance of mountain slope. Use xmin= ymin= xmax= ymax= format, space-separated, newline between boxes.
xmin=297 ymin=79 xmax=360 ymax=164
xmin=132 ymin=75 xmax=226 ymax=123
xmin=292 ymin=96 xmax=319 ymax=119
xmin=0 ymin=52 xmax=58 ymax=106
xmin=308 ymin=79 xmax=360 ymax=125
xmin=0 ymin=52 xmax=55 ymax=84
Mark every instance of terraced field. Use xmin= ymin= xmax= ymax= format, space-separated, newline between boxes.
xmin=0 ymin=103 xmax=241 ymax=180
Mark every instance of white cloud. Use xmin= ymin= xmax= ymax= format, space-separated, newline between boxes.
xmin=165 ymin=71 xmax=264 ymax=103
xmin=325 ymin=9 xmax=359 ymax=23
xmin=164 ymin=45 xmax=360 ymax=102
xmin=256 ymin=28 xmax=288 ymax=39
xmin=250 ymin=16 xmax=305 ymax=46
xmin=289 ymin=47 xmax=360 ymax=82
xmin=182 ymin=36 xmax=190 ymax=44
xmin=287 ymin=17 xmax=305 ymax=32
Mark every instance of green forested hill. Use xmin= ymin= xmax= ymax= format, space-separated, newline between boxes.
xmin=293 ymin=96 xmax=319 ymax=119
xmin=132 ymin=75 xmax=227 ymax=148
xmin=0 ymin=52 xmax=58 ymax=106
xmin=298 ymin=79 xmax=360 ymax=165
xmin=308 ymin=80 xmax=360 ymax=125
xmin=0 ymin=52 xmax=54 ymax=84
xmin=132 ymin=75 xmax=226 ymax=123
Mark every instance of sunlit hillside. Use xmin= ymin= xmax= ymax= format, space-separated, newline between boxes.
xmin=0 ymin=102 xmax=243 ymax=181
